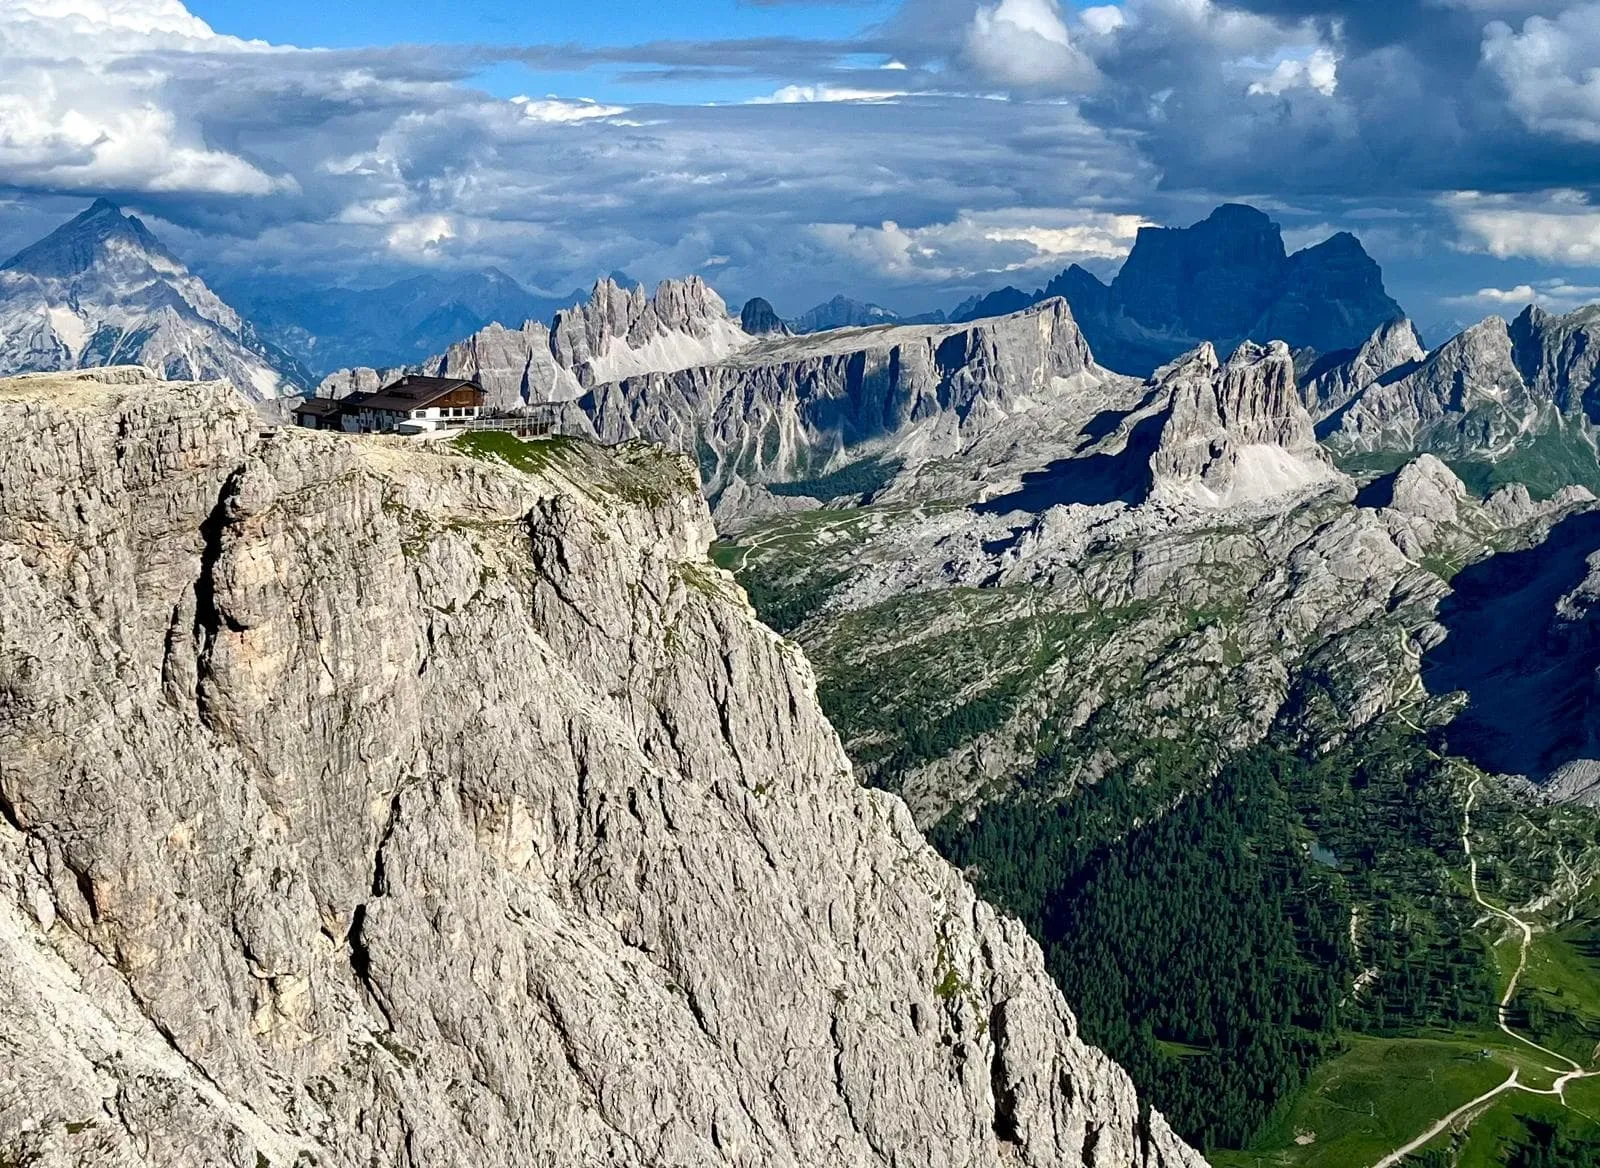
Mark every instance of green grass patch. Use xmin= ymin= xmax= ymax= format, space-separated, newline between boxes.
xmin=452 ymin=430 xmax=578 ymax=475
xmin=1213 ymin=1034 xmax=1526 ymax=1168
xmin=766 ymin=456 xmax=902 ymax=501
xmin=1445 ymin=426 xmax=1600 ymax=501
xmin=1506 ymin=917 xmax=1600 ymax=1067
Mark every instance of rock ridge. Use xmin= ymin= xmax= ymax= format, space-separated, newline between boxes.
xmin=0 ymin=367 xmax=1205 ymax=1168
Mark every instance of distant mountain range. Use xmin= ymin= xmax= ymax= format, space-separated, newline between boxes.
xmin=952 ymin=204 xmax=1407 ymax=376
xmin=217 ymin=268 xmax=643 ymax=376
xmin=785 ymin=295 xmax=947 ymax=334
xmin=0 ymin=199 xmax=309 ymax=400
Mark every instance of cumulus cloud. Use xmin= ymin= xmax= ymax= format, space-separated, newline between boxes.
xmin=1444 ymin=279 xmax=1600 ymax=313
xmin=0 ymin=0 xmax=292 ymax=196
xmin=963 ymin=0 xmax=1100 ymax=89
xmin=1447 ymin=190 xmax=1600 ymax=264
xmin=1247 ymin=47 xmax=1339 ymax=96
xmin=809 ymin=208 xmax=1148 ymax=284
xmin=512 ymin=96 xmax=632 ymax=123
xmin=1482 ymin=4 xmax=1600 ymax=142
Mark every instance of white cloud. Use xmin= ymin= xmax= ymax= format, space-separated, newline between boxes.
xmin=512 ymin=96 xmax=631 ymax=124
xmin=1078 ymin=6 xmax=1127 ymax=37
xmin=0 ymin=0 xmax=290 ymax=196
xmin=964 ymin=0 xmax=1100 ymax=90
xmin=981 ymin=216 xmax=1149 ymax=257
xmin=1444 ymin=279 xmax=1600 ymax=313
xmin=1447 ymin=190 xmax=1600 ymax=264
xmin=1482 ymin=4 xmax=1600 ymax=142
xmin=14 ymin=0 xmax=219 ymax=40
xmin=385 ymin=214 xmax=456 ymax=255
xmin=1247 ymin=48 xmax=1339 ymax=98
xmin=810 ymin=208 xmax=1147 ymax=283
xmin=749 ymin=85 xmax=907 ymax=104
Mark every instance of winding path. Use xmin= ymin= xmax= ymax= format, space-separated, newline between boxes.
xmin=1370 ymin=1072 xmax=1521 ymax=1168
xmin=1366 ymin=765 xmax=1596 ymax=1166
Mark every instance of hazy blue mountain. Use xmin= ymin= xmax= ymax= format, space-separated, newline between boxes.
xmin=952 ymin=205 xmax=1406 ymax=376
xmin=0 ymin=199 xmax=308 ymax=400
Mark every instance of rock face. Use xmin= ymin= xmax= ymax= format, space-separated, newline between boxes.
xmin=0 ymin=368 xmax=1205 ymax=1168
xmin=739 ymin=297 xmax=789 ymax=337
xmin=1299 ymin=317 xmax=1426 ymax=417
xmin=0 ymin=200 xmax=304 ymax=401
xmin=1147 ymin=341 xmax=1338 ymax=507
xmin=581 ymin=298 xmax=1100 ymax=498
xmin=551 ymin=276 xmax=752 ymax=387
xmin=1320 ymin=305 xmax=1600 ymax=490
xmin=958 ymin=205 xmax=1405 ymax=377
xmin=1423 ymin=505 xmax=1600 ymax=792
xmin=315 ymin=319 xmax=585 ymax=412
xmin=320 ymin=278 xmax=750 ymax=411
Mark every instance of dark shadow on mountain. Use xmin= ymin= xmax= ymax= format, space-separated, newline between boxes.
xmin=973 ymin=413 xmax=1164 ymax=514
xmin=1422 ymin=510 xmax=1600 ymax=780
xmin=1079 ymin=390 xmax=1159 ymax=445
xmin=1299 ymin=345 xmax=1359 ymax=385
xmin=1353 ymin=469 xmax=1400 ymax=510
xmin=1313 ymin=396 xmax=1360 ymax=441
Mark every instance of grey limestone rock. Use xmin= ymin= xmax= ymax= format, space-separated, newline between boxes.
xmin=0 ymin=367 xmax=1205 ymax=1168
xmin=1299 ymin=318 xmax=1426 ymax=416
xmin=1147 ymin=341 xmax=1339 ymax=507
xmin=317 ymin=278 xmax=748 ymax=411
xmin=0 ymin=200 xmax=304 ymax=402
xmin=583 ymin=297 xmax=1098 ymax=498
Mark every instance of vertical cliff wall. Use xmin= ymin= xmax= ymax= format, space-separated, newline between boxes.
xmin=0 ymin=369 xmax=1204 ymax=1168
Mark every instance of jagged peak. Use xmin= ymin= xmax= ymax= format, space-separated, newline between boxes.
xmin=2 ymin=196 xmax=177 ymax=277
xmin=1156 ymin=342 xmax=1221 ymax=378
xmin=1292 ymin=230 xmax=1367 ymax=256
xmin=1225 ymin=338 xmax=1293 ymax=368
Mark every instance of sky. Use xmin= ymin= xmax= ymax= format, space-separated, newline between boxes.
xmin=2 ymin=0 xmax=1600 ymax=333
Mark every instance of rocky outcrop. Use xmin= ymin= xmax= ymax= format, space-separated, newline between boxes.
xmin=551 ymin=276 xmax=752 ymax=387
xmin=1299 ymin=318 xmax=1426 ymax=416
xmin=0 ymin=367 xmax=1204 ymax=1168
xmin=1322 ymin=305 xmax=1600 ymax=490
xmin=961 ymin=205 xmax=1406 ymax=377
xmin=739 ymin=298 xmax=789 ymax=337
xmin=317 ymin=278 xmax=748 ymax=411
xmin=1325 ymin=316 xmax=1533 ymax=452
xmin=1147 ymin=341 xmax=1340 ymax=507
xmin=315 ymin=319 xmax=585 ymax=412
xmin=419 ymin=320 xmax=583 ymax=409
xmin=0 ymin=200 xmax=304 ymax=402
xmin=581 ymin=298 xmax=1099 ymax=498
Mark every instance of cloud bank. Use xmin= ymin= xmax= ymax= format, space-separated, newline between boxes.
xmin=0 ymin=0 xmax=1597 ymax=321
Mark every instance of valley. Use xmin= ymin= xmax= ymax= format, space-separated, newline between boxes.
xmin=4 ymin=191 xmax=1600 ymax=1168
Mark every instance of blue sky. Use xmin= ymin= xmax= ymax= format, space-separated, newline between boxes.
xmin=3 ymin=0 xmax=1600 ymax=331
xmin=188 ymin=0 xmax=901 ymax=104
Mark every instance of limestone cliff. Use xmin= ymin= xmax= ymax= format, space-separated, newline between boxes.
xmin=317 ymin=277 xmax=748 ymax=412
xmin=1147 ymin=341 xmax=1339 ymax=507
xmin=0 ymin=368 xmax=1204 ymax=1168
xmin=581 ymin=297 xmax=1099 ymax=499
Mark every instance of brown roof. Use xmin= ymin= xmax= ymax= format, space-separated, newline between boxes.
xmin=292 ymin=397 xmax=343 ymax=417
xmin=358 ymin=375 xmax=484 ymax=413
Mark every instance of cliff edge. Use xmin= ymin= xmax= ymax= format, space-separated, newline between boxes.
xmin=0 ymin=368 xmax=1204 ymax=1168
